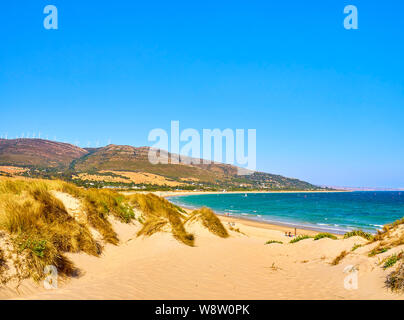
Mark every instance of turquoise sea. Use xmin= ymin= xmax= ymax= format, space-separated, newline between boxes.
xmin=168 ymin=192 xmax=404 ymax=234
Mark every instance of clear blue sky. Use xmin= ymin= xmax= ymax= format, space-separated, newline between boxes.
xmin=1 ymin=1 xmax=403 ymax=188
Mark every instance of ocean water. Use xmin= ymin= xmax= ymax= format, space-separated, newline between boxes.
xmin=168 ymin=192 xmax=404 ymax=234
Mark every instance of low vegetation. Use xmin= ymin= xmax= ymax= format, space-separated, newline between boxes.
xmin=351 ymin=244 xmax=362 ymax=251
xmin=290 ymin=235 xmax=311 ymax=243
xmin=128 ymin=193 xmax=195 ymax=246
xmin=265 ymin=240 xmax=283 ymax=245
xmin=343 ymin=230 xmax=374 ymax=241
xmin=314 ymin=233 xmax=337 ymax=240
xmin=0 ymin=179 xmax=100 ymax=281
xmin=331 ymin=250 xmax=348 ymax=265
xmin=383 ymin=253 xmax=402 ymax=269
xmin=187 ymin=207 xmax=229 ymax=238
xmin=386 ymin=260 xmax=404 ymax=292
xmin=58 ymin=182 xmax=137 ymax=244
xmin=368 ymin=246 xmax=390 ymax=257
xmin=228 ymin=226 xmax=245 ymax=235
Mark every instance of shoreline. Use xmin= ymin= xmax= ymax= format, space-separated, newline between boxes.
xmin=177 ymin=203 xmax=342 ymax=236
xmin=151 ymin=189 xmax=349 ymax=198
xmin=151 ymin=190 xmax=347 ymax=236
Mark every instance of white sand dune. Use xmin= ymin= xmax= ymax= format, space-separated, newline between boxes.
xmin=0 ymin=193 xmax=403 ymax=300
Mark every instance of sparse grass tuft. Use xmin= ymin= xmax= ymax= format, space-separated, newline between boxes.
xmin=137 ymin=218 xmax=167 ymax=237
xmin=58 ymin=182 xmax=137 ymax=244
xmin=187 ymin=207 xmax=229 ymax=238
xmin=129 ymin=193 xmax=194 ymax=246
xmin=331 ymin=250 xmax=348 ymax=265
xmin=383 ymin=253 xmax=402 ymax=269
xmin=386 ymin=261 xmax=404 ymax=292
xmin=314 ymin=233 xmax=337 ymax=240
xmin=229 ymin=226 xmax=245 ymax=235
xmin=265 ymin=240 xmax=283 ymax=245
xmin=343 ymin=230 xmax=374 ymax=241
xmin=290 ymin=235 xmax=311 ymax=243
xmin=351 ymin=243 xmax=362 ymax=251
xmin=368 ymin=246 xmax=390 ymax=257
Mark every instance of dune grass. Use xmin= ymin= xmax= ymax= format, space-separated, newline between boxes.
xmin=314 ymin=233 xmax=337 ymax=240
xmin=386 ymin=261 xmax=404 ymax=292
xmin=290 ymin=235 xmax=311 ymax=243
xmin=373 ymin=218 xmax=404 ymax=244
xmin=129 ymin=193 xmax=195 ymax=246
xmin=265 ymin=240 xmax=283 ymax=245
xmin=383 ymin=253 xmax=402 ymax=269
xmin=0 ymin=179 xmax=100 ymax=281
xmin=187 ymin=207 xmax=229 ymax=238
xmin=331 ymin=250 xmax=348 ymax=265
xmin=351 ymin=244 xmax=362 ymax=251
xmin=343 ymin=230 xmax=374 ymax=241
xmin=57 ymin=182 xmax=137 ymax=244
xmin=368 ymin=246 xmax=390 ymax=257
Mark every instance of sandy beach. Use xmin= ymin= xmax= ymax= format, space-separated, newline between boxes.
xmin=0 ymin=188 xmax=403 ymax=300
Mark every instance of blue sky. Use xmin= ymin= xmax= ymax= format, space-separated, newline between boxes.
xmin=1 ymin=0 xmax=403 ymax=188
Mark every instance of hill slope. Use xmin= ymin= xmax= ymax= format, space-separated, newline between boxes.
xmin=0 ymin=139 xmax=88 ymax=168
xmin=73 ymin=144 xmax=319 ymax=189
xmin=0 ymin=139 xmax=321 ymax=190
